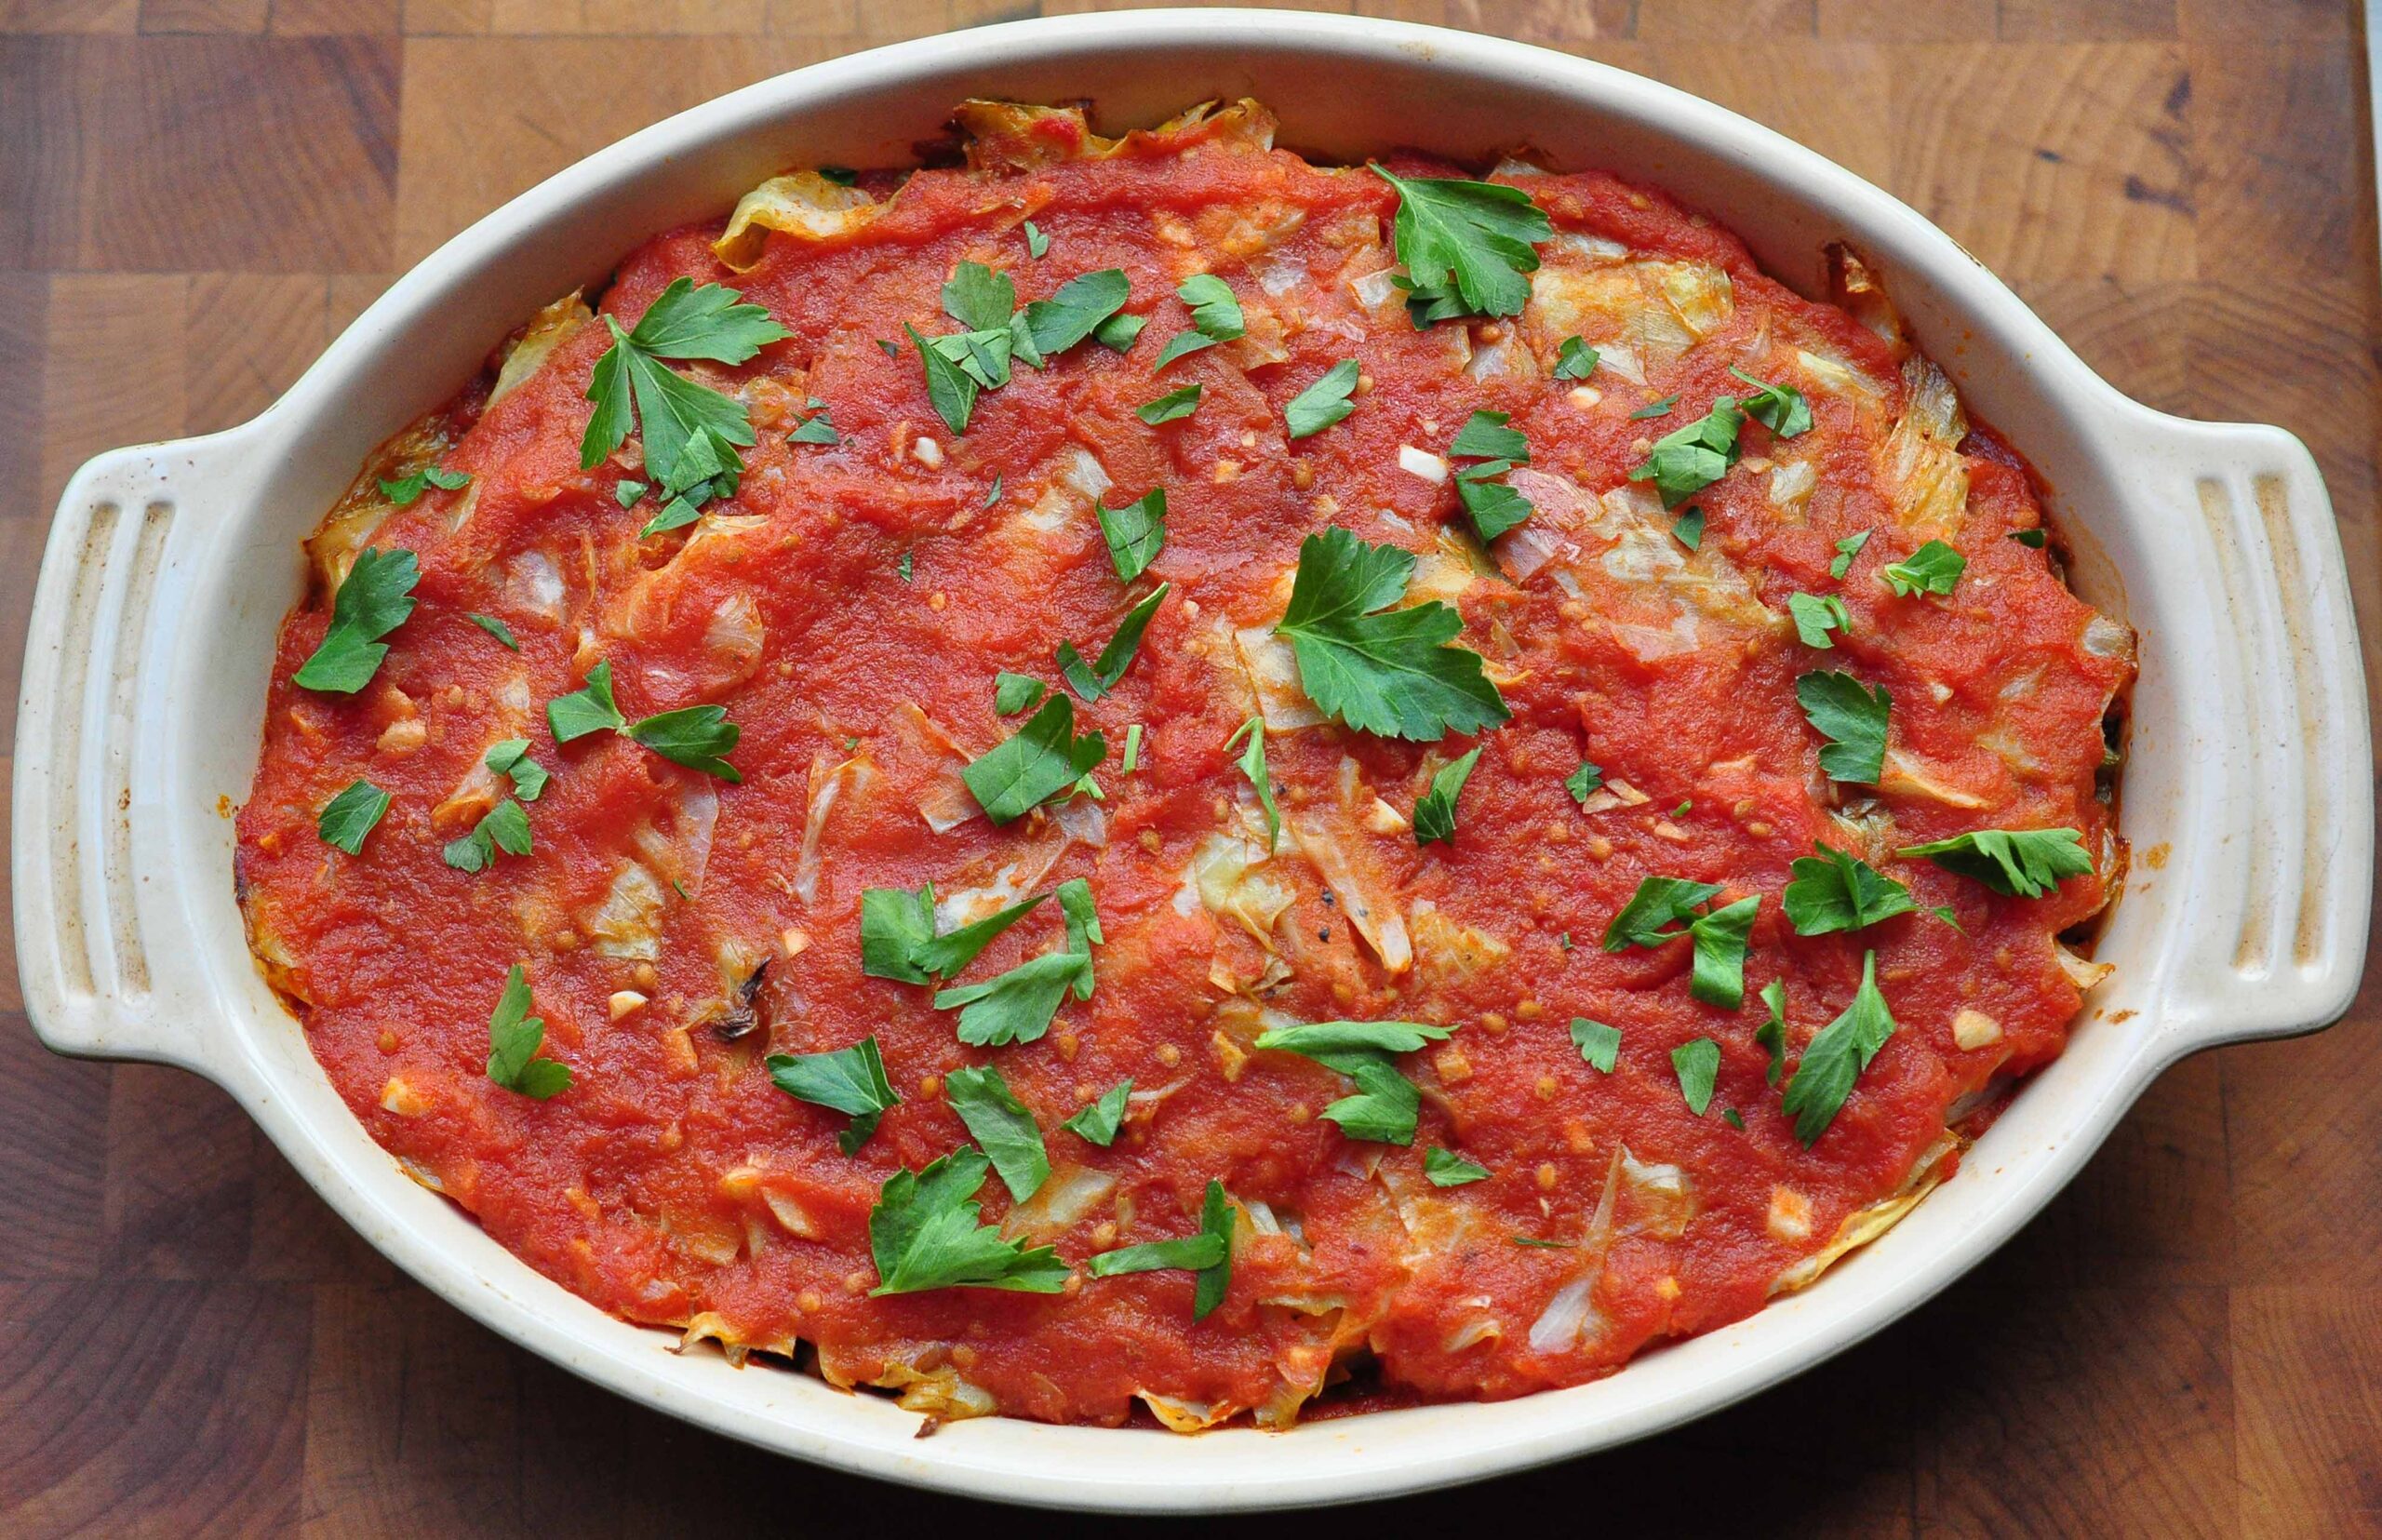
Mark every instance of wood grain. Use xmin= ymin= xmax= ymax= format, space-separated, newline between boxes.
xmin=3 ymin=2 xmax=2378 ymax=1533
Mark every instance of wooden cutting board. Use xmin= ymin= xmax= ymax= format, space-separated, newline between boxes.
xmin=2 ymin=1 xmax=2376 ymax=1533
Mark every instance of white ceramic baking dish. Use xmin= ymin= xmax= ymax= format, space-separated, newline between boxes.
xmin=14 ymin=9 xmax=2372 ymax=1512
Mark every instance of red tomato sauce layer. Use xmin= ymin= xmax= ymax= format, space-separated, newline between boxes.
xmin=236 ymin=101 xmax=2132 ymax=1430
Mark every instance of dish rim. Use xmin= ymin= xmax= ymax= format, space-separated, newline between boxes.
xmin=13 ymin=8 xmax=2370 ymax=1512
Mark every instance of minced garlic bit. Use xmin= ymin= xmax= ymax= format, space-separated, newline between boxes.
xmin=1952 ymin=1008 xmax=2003 ymax=1050
xmin=609 ymin=990 xmax=648 ymax=1020
xmin=912 ymin=435 xmax=944 ymax=467
xmin=1397 ymin=446 xmax=1449 ymax=484
xmin=1767 ymin=1186 xmax=1813 ymax=1241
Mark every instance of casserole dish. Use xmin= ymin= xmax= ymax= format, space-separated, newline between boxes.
xmin=14 ymin=8 xmax=2370 ymax=1511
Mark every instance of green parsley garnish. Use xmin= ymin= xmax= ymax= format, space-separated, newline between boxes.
xmin=1601 ymin=876 xmax=1723 ymax=951
xmin=1136 ymin=384 xmax=1202 ymax=424
xmin=1627 ymin=395 xmax=1745 ymax=508
xmin=1058 ymin=583 xmax=1171 ymax=703
xmin=1571 ymin=1016 xmax=1621 ymax=1072
xmin=1671 ymin=1037 xmax=1720 ymax=1115
xmin=1154 ymin=273 xmax=1246 ymax=368
xmin=1671 ymin=505 xmax=1705 ymax=551
xmin=897 ymin=551 xmax=913 ymax=583
xmin=766 ymin=1037 xmax=899 ymax=1154
xmin=962 ymin=692 xmax=1106 ymax=824
xmin=466 ymin=612 xmax=519 ymax=649
xmin=1061 ymin=1079 xmax=1133 ymax=1147
xmin=1511 ymin=1235 xmax=1576 ymax=1250
xmin=1796 ymin=671 xmax=1892 ymax=783
xmin=1086 ymin=1227 xmax=1226 ymax=1278
xmin=1896 ymin=826 xmax=2093 ymax=898
xmin=931 ymin=880 xmax=1102 ymax=1048
xmin=1756 ymin=980 xmax=1788 ymax=1085
xmin=942 ymin=1064 xmax=1050 ymax=1202
xmin=1553 ymin=336 xmax=1600 ymax=380
xmin=1369 ymin=166 xmax=1551 ymax=323
xmin=1780 ymin=951 xmax=1897 ymax=1145
xmin=1024 ymin=268 xmax=1131 ymax=356
xmin=867 ymin=1148 xmax=1068 ymax=1295
xmin=1450 ymin=409 xmax=1534 ymax=542
xmin=1687 ymin=895 xmax=1760 ymax=1009
xmin=636 ymin=497 xmax=701 ymax=538
xmin=1880 ymin=539 xmax=1967 ymax=597
xmin=1412 ymin=744 xmax=1483 ymax=847
xmin=816 ymin=166 xmax=857 ymax=185
xmin=2011 ymin=527 xmax=2048 ymax=548
xmin=1787 ymin=591 xmax=1850 ymax=649
xmin=1829 ymin=529 xmax=1872 ymax=580
xmin=1564 ymin=761 xmax=1605 ymax=804
xmin=985 ymin=475 xmax=1003 ymax=508
xmin=1727 ymin=366 xmax=1813 ymax=437
xmin=317 ymin=780 xmax=390 ymax=855
xmin=1286 ymin=359 xmax=1359 ymax=438
xmin=1274 ymin=527 xmax=1508 ymax=742
xmin=1097 ymin=488 xmax=1166 ymax=583
xmin=1424 ymin=1147 xmax=1491 ymax=1186
xmin=294 ymin=547 xmax=419 ymax=693
xmin=994 ymin=672 xmax=1047 ymax=716
xmin=1024 ymin=220 xmax=1050 ymax=258
xmin=1783 ymin=841 xmax=1917 ymax=935
xmin=484 ymin=739 xmax=548 ymax=802
xmin=1192 ymin=1179 xmax=1235 ymax=1319
xmin=443 ymin=797 xmax=531 ymax=873
xmin=486 ymin=964 xmax=570 ymax=1099
xmin=1450 ymin=410 xmax=1529 ymax=461
xmin=1121 ymin=722 xmax=1144 ymax=773
xmin=1252 ymin=1020 xmax=1454 ymax=1145
xmin=580 ymin=277 xmax=786 ymax=506
xmin=625 ymin=704 xmax=742 ymax=782
xmin=378 ymin=464 xmax=470 ymax=505
xmin=1094 ymin=311 xmax=1146 ymax=352
xmin=546 ymin=660 xmax=624 ymax=743
xmin=1226 ymin=716 xmax=1281 ymax=855
xmin=789 ymin=409 xmax=839 ymax=445
xmin=1628 ymin=394 xmax=1679 ymax=422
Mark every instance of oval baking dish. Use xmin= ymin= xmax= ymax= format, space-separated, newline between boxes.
xmin=14 ymin=10 xmax=2371 ymax=1513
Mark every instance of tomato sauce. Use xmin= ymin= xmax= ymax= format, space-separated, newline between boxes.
xmin=236 ymin=102 xmax=2130 ymax=1428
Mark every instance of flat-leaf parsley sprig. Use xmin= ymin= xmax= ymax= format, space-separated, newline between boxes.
xmin=579 ymin=277 xmax=789 ymax=514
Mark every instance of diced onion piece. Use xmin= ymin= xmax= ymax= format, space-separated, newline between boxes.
xmin=2055 ymin=944 xmax=2114 ymax=992
xmin=1767 ymin=1186 xmax=1813 ymax=1242
xmin=379 ymin=1078 xmax=428 ymax=1117
xmin=609 ymin=990 xmax=648 ymax=1020
xmin=1398 ymin=446 xmax=1449 ymax=485
xmin=1527 ymin=1277 xmax=1598 ymax=1355
xmin=1952 ymin=1008 xmax=2003 ymax=1050
xmin=794 ymin=750 xmax=872 ymax=905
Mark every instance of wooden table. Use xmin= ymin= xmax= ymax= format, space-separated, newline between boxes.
xmin=4 ymin=0 xmax=2376 ymax=1533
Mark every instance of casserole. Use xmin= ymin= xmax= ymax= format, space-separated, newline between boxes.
xmin=15 ymin=8 xmax=2370 ymax=1510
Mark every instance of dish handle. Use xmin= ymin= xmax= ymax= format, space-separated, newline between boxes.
xmin=11 ymin=431 xmax=267 ymax=1076
xmin=2125 ymin=410 xmax=2374 ymax=1053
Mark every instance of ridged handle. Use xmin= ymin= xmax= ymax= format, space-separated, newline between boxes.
xmin=11 ymin=434 xmax=261 ymax=1072
xmin=2127 ymin=411 xmax=2373 ymax=1051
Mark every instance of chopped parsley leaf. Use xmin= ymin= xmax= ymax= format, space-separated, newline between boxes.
xmin=1136 ymin=383 xmax=1202 ymax=425
xmin=1602 ymin=876 xmax=1724 ymax=951
xmin=1369 ymin=166 xmax=1550 ymax=322
xmin=994 ymin=672 xmax=1047 ymax=716
xmin=1093 ymin=310 xmax=1146 ymax=352
xmin=1450 ymin=409 xmax=1530 ymax=462
xmin=547 ymin=660 xmax=624 ymax=743
xmin=1780 ymin=951 xmax=1897 ymax=1145
xmin=1627 ymin=395 xmax=1745 ymax=508
xmin=1671 ymin=505 xmax=1705 ymax=550
xmin=1756 ymin=979 xmax=1788 ymax=1085
xmin=2011 ymin=527 xmax=2048 ymax=548
xmin=1571 ymin=1016 xmax=1621 ymax=1072
xmin=1275 ymin=527 xmax=1508 ymax=742
xmin=961 ymin=692 xmax=1106 ymax=824
xmin=1096 ymin=487 xmax=1166 ymax=583
xmin=486 ymin=964 xmax=570 ymax=1099
xmin=1412 ymin=743 xmax=1483 ymax=847
xmin=1458 ymin=475 xmax=1534 ymax=542
xmin=1629 ymin=394 xmax=1679 ymax=422
xmin=788 ymin=409 xmax=839 ymax=445
xmin=1192 ymin=1179 xmax=1235 ymax=1319
xmin=1688 ymin=894 xmax=1760 ymax=1009
xmin=613 ymin=479 xmax=647 ymax=508
xmin=1553 ymin=336 xmax=1600 ymax=380
xmin=1787 ymin=591 xmax=1850 ymax=649
xmin=942 ymin=1064 xmax=1050 ymax=1202
xmin=767 ymin=1037 xmax=898 ymax=1154
xmin=1897 ymin=826 xmax=2093 ymax=898
xmin=625 ymin=704 xmax=742 ymax=782
xmin=636 ymin=496 xmax=701 ymax=537
xmin=442 ymin=797 xmax=530 ymax=873
xmin=484 ymin=739 xmax=548 ymax=802
xmin=1024 ymin=220 xmax=1050 ymax=258
xmin=466 ymin=612 xmax=519 ymax=650
xmin=317 ymin=779 xmax=390 ymax=855
xmin=867 ymin=1148 xmax=1068 ymax=1295
xmin=294 ymin=547 xmax=419 ymax=693
xmin=1061 ymin=1079 xmax=1133 ymax=1147
xmin=579 ymin=277 xmax=785 ymax=503
xmin=1253 ymin=1019 xmax=1454 ymax=1145
xmin=985 ymin=475 xmax=1003 ymax=508
xmin=1727 ymin=366 xmax=1813 ymax=437
xmin=1564 ymin=761 xmax=1605 ymax=804
xmin=1226 ymin=716 xmax=1281 ymax=854
xmin=1057 ymin=583 xmax=1171 ymax=703
xmin=907 ymin=321 xmax=983 ymax=435
xmin=1153 ymin=273 xmax=1245 ymax=368
xmin=898 ymin=551 xmax=913 ymax=583
xmin=1783 ymin=841 xmax=1917 ymax=935
xmin=1086 ymin=1229 xmax=1226 ymax=1278
xmin=1511 ymin=1236 xmax=1575 ymax=1250
xmin=917 ymin=891 xmax=1050 ymax=978
xmin=817 ymin=166 xmax=857 ymax=185
xmin=1424 ymin=1147 xmax=1491 ymax=1186
xmin=378 ymin=464 xmax=470 ymax=506
xmin=1880 ymin=539 xmax=1967 ymax=597
xmin=1024 ymin=268 xmax=1131 ymax=356
xmin=1796 ymin=670 xmax=1892 ymax=784
xmin=1121 ymin=722 xmax=1144 ymax=773
xmin=1829 ymin=529 xmax=1872 ymax=580
xmin=1671 ymin=1037 xmax=1721 ymax=1115
xmin=1286 ymin=359 xmax=1360 ymax=438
